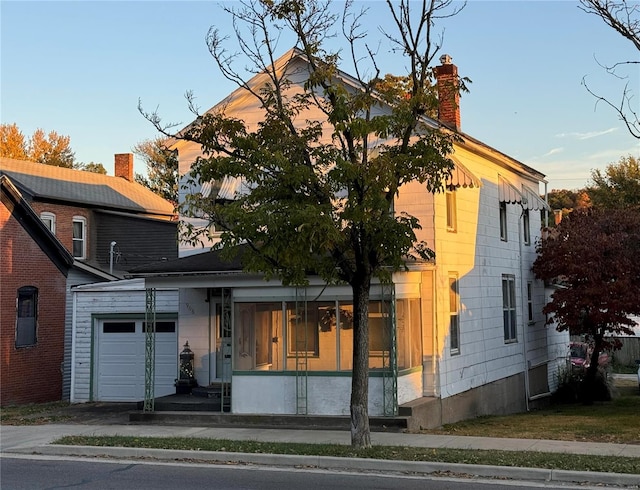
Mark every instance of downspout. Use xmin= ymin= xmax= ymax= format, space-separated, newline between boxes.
xmin=432 ymin=271 xmax=438 ymax=397
xmin=518 ymin=204 xmax=530 ymax=411
xmin=70 ymin=288 xmax=78 ymax=403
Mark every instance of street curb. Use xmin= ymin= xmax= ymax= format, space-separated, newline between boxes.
xmin=10 ymin=444 xmax=640 ymax=486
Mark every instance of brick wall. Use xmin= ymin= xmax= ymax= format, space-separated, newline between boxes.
xmin=29 ymin=202 xmax=92 ymax=260
xmin=1 ymin=203 xmax=67 ymax=405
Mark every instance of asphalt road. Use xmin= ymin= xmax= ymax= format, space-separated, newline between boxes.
xmin=0 ymin=455 xmax=594 ymax=490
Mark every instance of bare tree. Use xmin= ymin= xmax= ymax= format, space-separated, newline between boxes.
xmin=579 ymin=0 xmax=640 ymax=138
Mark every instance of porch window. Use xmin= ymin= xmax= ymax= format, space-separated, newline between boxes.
xmin=234 ymin=303 xmax=281 ymax=371
xmin=286 ymin=302 xmax=325 ymax=357
xmin=16 ymin=286 xmax=37 ymax=347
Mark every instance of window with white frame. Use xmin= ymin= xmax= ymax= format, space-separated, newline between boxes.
xmin=527 ymin=281 xmax=534 ymax=324
xmin=72 ymin=216 xmax=86 ymax=259
xmin=40 ymin=212 xmax=56 ymax=233
xmin=502 ymin=275 xmax=517 ymax=342
xmin=523 ymin=209 xmax=531 ymax=245
xmin=16 ymin=286 xmax=38 ymax=347
xmin=449 ymin=274 xmax=460 ymax=354
xmin=499 ymin=202 xmax=508 ymax=241
xmin=446 ymin=190 xmax=457 ymax=232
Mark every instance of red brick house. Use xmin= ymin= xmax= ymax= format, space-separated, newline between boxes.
xmin=1 ymin=175 xmax=73 ymax=404
xmin=0 ymin=155 xmax=178 ymax=404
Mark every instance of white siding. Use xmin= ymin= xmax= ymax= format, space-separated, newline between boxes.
xmin=71 ymin=280 xmax=178 ymax=403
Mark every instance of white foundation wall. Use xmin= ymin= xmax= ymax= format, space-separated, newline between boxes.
xmin=232 ymin=375 xmax=399 ymax=416
xmin=71 ymin=280 xmax=178 ymax=403
xmin=397 ymin=369 xmax=423 ymax=405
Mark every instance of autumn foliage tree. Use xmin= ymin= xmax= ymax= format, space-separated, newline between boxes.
xmin=588 ymin=154 xmax=640 ymax=210
xmin=133 ymin=137 xmax=179 ymax=206
xmin=533 ymin=208 xmax=640 ymax=400
xmin=0 ymin=123 xmax=76 ymax=168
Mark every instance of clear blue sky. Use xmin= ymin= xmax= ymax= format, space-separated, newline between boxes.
xmin=2 ymin=0 xmax=638 ymax=191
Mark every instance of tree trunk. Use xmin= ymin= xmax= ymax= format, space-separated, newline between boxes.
xmin=582 ymin=333 xmax=604 ymax=404
xmin=350 ymin=273 xmax=372 ymax=448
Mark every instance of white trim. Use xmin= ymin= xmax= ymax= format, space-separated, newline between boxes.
xmin=72 ymin=216 xmax=87 ymax=259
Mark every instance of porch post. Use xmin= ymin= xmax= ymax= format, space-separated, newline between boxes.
xmin=144 ymin=287 xmax=156 ymax=412
xmin=382 ymin=282 xmax=398 ymax=416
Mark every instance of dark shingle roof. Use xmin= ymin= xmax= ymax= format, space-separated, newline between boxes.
xmin=0 ymin=157 xmax=175 ymax=218
xmin=128 ymin=246 xmax=246 ymax=275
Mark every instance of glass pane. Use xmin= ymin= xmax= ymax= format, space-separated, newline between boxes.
xmin=103 ymin=322 xmax=136 ymax=333
xmin=449 ymin=277 xmax=458 ymax=313
xmin=16 ymin=318 xmax=36 ymax=346
xmin=73 ymin=221 xmax=83 ymax=239
xmin=450 ymin=314 xmax=459 ymax=351
xmin=234 ymin=303 xmax=281 ymax=371
xmin=502 ymin=279 xmax=509 ymax=308
xmin=72 ymin=240 xmax=83 ymax=258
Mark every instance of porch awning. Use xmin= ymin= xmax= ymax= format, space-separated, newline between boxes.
xmin=521 ymin=184 xmax=550 ymax=211
xmin=200 ymin=176 xmax=242 ymax=201
xmin=446 ymin=157 xmax=482 ymax=190
xmin=498 ymin=175 xmax=550 ymax=211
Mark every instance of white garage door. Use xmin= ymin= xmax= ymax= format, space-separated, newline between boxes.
xmin=97 ymin=319 xmax=177 ymax=401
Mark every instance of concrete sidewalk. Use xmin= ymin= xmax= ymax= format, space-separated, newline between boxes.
xmin=2 ymin=423 xmax=639 ymax=487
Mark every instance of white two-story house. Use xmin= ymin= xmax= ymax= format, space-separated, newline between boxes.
xmin=72 ymin=49 xmax=568 ymax=428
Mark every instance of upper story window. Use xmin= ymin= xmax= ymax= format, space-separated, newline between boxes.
xmin=446 ymin=190 xmax=457 ymax=232
xmin=449 ymin=274 xmax=460 ymax=355
xmin=499 ymin=202 xmax=508 ymax=241
xmin=502 ymin=275 xmax=517 ymax=343
xmin=523 ymin=209 xmax=531 ymax=245
xmin=16 ymin=286 xmax=38 ymax=347
xmin=72 ymin=216 xmax=86 ymax=259
xmin=40 ymin=212 xmax=56 ymax=234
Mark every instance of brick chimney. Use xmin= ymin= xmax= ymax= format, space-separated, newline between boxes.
xmin=114 ymin=153 xmax=134 ymax=181
xmin=434 ymin=54 xmax=460 ymax=131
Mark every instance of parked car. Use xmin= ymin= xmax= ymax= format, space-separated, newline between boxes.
xmin=569 ymin=342 xmax=609 ymax=374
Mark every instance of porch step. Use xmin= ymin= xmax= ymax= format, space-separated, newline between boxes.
xmin=129 ymin=410 xmax=410 ymax=432
xmin=398 ymin=396 xmax=441 ymax=430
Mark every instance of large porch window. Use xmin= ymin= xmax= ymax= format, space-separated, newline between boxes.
xmin=233 ymin=298 xmax=421 ymax=372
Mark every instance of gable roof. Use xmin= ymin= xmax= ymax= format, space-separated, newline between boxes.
xmin=0 ymin=157 xmax=175 ymax=219
xmin=1 ymin=175 xmax=74 ymax=275
xmin=173 ymin=47 xmax=546 ymax=183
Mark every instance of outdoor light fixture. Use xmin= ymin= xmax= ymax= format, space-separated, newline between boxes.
xmin=175 ymin=341 xmax=197 ymax=395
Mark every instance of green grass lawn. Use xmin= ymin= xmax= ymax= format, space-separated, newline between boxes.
xmin=421 ymin=380 xmax=640 ymax=444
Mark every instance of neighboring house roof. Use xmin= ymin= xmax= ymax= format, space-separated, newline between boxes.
xmin=0 ymin=157 xmax=175 ymax=219
xmin=1 ymin=175 xmax=74 ymax=275
xmin=129 ymin=246 xmax=246 ymax=276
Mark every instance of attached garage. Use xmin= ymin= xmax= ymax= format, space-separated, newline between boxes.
xmin=70 ymin=279 xmax=179 ymax=403
xmin=96 ymin=319 xmax=177 ymax=401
